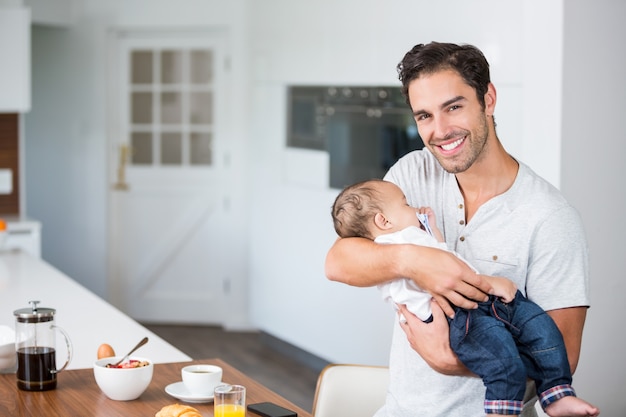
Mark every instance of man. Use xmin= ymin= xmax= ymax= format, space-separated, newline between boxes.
xmin=325 ymin=42 xmax=590 ymax=416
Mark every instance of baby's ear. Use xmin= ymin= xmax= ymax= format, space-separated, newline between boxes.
xmin=374 ymin=213 xmax=392 ymax=230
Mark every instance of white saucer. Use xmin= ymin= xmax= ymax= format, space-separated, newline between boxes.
xmin=165 ymin=381 xmax=215 ymax=403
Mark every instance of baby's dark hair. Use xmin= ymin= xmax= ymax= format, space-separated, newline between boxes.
xmin=331 ymin=179 xmax=386 ymax=240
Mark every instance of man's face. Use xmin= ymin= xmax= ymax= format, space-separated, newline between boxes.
xmin=408 ymin=69 xmax=491 ymax=174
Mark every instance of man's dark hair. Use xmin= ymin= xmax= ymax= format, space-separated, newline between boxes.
xmin=397 ymin=42 xmax=491 ymax=109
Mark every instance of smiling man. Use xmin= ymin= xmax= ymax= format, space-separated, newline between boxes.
xmin=325 ymin=42 xmax=591 ymax=417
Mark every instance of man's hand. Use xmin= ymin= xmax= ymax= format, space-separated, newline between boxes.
xmin=398 ymin=301 xmax=472 ymax=376
xmin=404 ymin=246 xmax=491 ymax=317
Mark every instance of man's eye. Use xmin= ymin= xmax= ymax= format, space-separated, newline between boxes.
xmin=449 ymin=105 xmax=460 ymax=111
xmin=416 ymin=114 xmax=429 ymax=122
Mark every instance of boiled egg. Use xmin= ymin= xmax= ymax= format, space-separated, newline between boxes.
xmin=97 ymin=343 xmax=116 ymax=359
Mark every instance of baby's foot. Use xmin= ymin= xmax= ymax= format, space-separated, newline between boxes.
xmin=545 ymin=395 xmax=599 ymax=417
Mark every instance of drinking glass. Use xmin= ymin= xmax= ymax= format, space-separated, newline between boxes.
xmin=214 ymin=384 xmax=246 ymax=417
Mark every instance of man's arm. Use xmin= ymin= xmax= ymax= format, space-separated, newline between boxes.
xmin=325 ymin=237 xmax=492 ymax=316
xmin=546 ymin=306 xmax=587 ymax=373
xmin=324 ymin=237 xmax=397 ymax=287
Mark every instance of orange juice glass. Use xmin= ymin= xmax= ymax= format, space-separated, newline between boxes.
xmin=214 ymin=384 xmax=246 ymax=417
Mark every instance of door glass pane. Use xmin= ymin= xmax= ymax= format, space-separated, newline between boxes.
xmin=161 ymin=133 xmax=182 ymax=165
xmin=161 ymin=92 xmax=182 ymax=124
xmin=131 ymin=132 xmax=153 ymax=164
xmin=190 ymin=132 xmax=212 ymax=165
xmin=161 ymin=50 xmax=183 ymax=84
xmin=189 ymin=92 xmax=213 ymax=124
xmin=190 ymin=50 xmax=213 ymax=84
xmin=132 ymin=92 xmax=153 ymax=124
xmin=127 ymin=45 xmax=216 ymax=168
xmin=131 ymin=51 xmax=153 ymax=84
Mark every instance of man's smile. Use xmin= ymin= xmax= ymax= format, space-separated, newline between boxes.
xmin=439 ymin=136 xmax=466 ymax=152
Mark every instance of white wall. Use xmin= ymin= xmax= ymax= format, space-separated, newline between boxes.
xmin=245 ymin=0 xmax=564 ymax=365
xmin=24 ymin=0 xmax=248 ymax=299
xmin=559 ymin=1 xmax=626 ymax=415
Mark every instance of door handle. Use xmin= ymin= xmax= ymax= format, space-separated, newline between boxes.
xmin=112 ymin=144 xmax=130 ymax=190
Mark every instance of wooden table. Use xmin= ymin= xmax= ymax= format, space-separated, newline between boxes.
xmin=0 ymin=358 xmax=312 ymax=417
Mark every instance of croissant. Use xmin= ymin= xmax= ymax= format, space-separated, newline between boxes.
xmin=155 ymin=403 xmax=203 ymax=417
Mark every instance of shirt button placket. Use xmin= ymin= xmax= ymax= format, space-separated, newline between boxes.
xmin=458 ymin=203 xmax=466 ymax=243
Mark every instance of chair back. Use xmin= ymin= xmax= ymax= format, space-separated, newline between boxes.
xmin=312 ymin=364 xmax=389 ymax=417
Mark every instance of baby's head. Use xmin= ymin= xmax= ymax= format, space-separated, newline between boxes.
xmin=332 ymin=179 xmax=420 ymax=239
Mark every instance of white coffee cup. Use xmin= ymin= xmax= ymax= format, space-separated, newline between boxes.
xmin=181 ymin=364 xmax=223 ymax=396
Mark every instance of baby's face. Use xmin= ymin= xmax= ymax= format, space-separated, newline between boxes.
xmin=379 ymin=182 xmax=422 ymax=231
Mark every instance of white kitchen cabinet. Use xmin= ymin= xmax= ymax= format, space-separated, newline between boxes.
xmin=2 ymin=216 xmax=41 ymax=258
xmin=0 ymin=7 xmax=31 ymax=112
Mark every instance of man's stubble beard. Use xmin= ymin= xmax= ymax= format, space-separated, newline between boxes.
xmin=434 ymin=113 xmax=490 ymax=174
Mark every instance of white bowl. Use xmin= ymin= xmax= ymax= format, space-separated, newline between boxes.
xmin=93 ymin=356 xmax=153 ymax=401
xmin=0 ymin=325 xmax=14 ymax=345
xmin=0 ymin=344 xmax=16 ymax=371
xmin=0 ymin=325 xmax=16 ymax=372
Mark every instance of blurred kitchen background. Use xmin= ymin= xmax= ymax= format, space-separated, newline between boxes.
xmin=1 ymin=0 xmax=624 ymax=415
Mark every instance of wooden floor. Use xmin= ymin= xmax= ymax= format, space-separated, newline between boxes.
xmin=145 ymin=324 xmax=323 ymax=413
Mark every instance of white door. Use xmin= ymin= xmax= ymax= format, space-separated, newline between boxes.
xmin=107 ymin=29 xmax=229 ymax=324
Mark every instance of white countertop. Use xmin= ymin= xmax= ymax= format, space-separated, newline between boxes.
xmin=1 ymin=215 xmax=41 ymax=230
xmin=0 ymin=250 xmax=191 ymax=369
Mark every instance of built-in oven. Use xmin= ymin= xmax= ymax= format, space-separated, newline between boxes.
xmin=287 ymin=86 xmax=423 ymax=189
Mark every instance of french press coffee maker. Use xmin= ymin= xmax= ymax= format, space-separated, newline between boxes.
xmin=13 ymin=300 xmax=72 ymax=391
